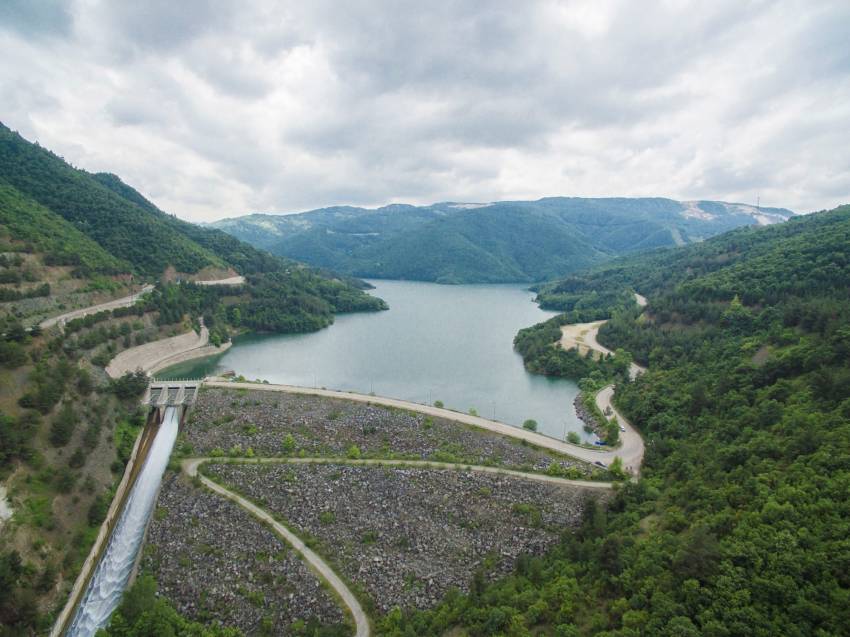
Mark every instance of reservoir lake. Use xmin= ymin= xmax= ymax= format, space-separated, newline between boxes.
xmin=163 ymin=280 xmax=590 ymax=440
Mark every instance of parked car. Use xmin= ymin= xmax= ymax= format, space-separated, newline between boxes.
xmin=594 ymin=461 xmax=606 ymax=468
xmin=594 ymin=440 xmax=607 ymax=446
xmin=619 ymin=425 xmax=626 ymax=432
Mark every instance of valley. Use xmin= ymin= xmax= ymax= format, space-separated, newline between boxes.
xmin=3 ymin=5 xmax=849 ymax=636
xmin=1 ymin=125 xmax=847 ymax=637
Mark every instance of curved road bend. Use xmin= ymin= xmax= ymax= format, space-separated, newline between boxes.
xmin=183 ymin=459 xmax=370 ymax=637
xmin=594 ymin=385 xmax=643 ymax=474
xmin=554 ymin=290 xmax=649 ymax=473
xmin=203 ymin=380 xmax=639 ymax=469
xmin=39 ymin=284 xmax=155 ymax=330
xmin=40 ymin=276 xmax=244 ymax=331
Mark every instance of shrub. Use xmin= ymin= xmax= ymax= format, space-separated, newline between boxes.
xmin=49 ymin=404 xmax=78 ymax=447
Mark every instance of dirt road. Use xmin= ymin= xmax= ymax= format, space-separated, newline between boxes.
xmin=559 ymin=293 xmax=648 ymax=380
xmin=195 ymin=275 xmax=246 ymax=286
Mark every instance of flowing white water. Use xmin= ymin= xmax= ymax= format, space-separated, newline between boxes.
xmin=66 ymin=407 xmax=180 ymax=637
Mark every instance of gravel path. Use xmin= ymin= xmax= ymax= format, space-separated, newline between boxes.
xmin=558 ymin=292 xmax=648 ymax=380
xmin=196 ymin=276 xmax=246 ymax=286
xmin=203 ymin=381 xmax=637 ymax=467
xmin=183 ymin=459 xmax=369 ymax=637
xmin=145 ymin=474 xmax=348 ymax=635
xmin=184 ymin=388 xmax=591 ymax=476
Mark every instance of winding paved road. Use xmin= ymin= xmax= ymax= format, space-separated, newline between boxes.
xmin=595 ymin=385 xmax=643 ymax=474
xmin=39 ymin=284 xmax=154 ymax=330
xmin=183 ymin=458 xmax=370 ymax=637
xmin=555 ymin=291 xmax=649 ymax=472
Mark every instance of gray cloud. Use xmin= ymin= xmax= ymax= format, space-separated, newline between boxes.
xmin=0 ymin=0 xmax=72 ymax=38
xmin=0 ymin=0 xmax=848 ymax=222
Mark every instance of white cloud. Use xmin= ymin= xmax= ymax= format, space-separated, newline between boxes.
xmin=0 ymin=0 xmax=848 ymax=222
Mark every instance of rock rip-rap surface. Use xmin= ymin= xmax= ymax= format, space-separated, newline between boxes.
xmin=143 ymin=475 xmax=348 ymax=634
xmin=206 ymin=463 xmax=603 ymax=613
xmin=185 ymin=388 xmax=590 ymax=475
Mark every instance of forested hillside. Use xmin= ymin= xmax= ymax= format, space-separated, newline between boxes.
xmin=0 ymin=123 xmax=386 ymax=334
xmin=212 ymin=198 xmax=794 ymax=284
xmin=382 ymin=205 xmax=850 ymax=636
xmin=0 ymin=127 xmax=390 ymax=635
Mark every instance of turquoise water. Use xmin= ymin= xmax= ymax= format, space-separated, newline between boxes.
xmin=162 ymin=280 xmax=587 ymax=440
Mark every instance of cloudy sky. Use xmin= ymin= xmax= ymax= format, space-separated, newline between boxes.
xmin=1 ymin=1 xmax=848 ymax=222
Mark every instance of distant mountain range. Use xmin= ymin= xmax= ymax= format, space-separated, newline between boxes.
xmin=210 ymin=198 xmax=795 ymax=284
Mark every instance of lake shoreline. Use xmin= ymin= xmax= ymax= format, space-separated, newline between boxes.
xmin=159 ymin=280 xmax=586 ymax=440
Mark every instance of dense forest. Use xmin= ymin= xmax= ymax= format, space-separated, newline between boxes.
xmin=378 ymin=205 xmax=850 ymax=636
xmin=211 ymin=198 xmax=792 ymax=284
xmin=0 ymin=123 xmax=386 ymax=336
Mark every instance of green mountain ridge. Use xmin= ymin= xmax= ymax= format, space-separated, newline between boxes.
xmin=393 ymin=203 xmax=850 ymax=636
xmin=0 ymin=122 xmax=386 ymax=332
xmin=210 ymin=197 xmax=795 ymax=284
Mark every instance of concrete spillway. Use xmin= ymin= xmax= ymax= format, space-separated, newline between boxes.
xmin=66 ymin=407 xmax=180 ymax=636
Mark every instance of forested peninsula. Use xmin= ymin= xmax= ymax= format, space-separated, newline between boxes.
xmin=391 ymin=205 xmax=850 ymax=636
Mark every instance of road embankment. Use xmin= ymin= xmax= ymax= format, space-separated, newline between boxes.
xmin=106 ymin=325 xmax=230 ymax=378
